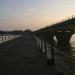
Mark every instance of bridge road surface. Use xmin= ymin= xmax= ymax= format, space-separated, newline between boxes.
xmin=0 ymin=32 xmax=57 ymax=75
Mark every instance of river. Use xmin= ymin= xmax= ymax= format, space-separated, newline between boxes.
xmin=37 ymin=34 xmax=75 ymax=75
xmin=54 ymin=34 xmax=75 ymax=75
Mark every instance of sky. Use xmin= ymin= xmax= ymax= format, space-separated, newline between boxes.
xmin=0 ymin=0 xmax=75 ymax=31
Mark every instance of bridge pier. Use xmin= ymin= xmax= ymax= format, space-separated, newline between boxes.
xmin=54 ymin=31 xmax=73 ymax=49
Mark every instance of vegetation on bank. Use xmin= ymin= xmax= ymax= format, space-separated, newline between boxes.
xmin=0 ymin=30 xmax=32 ymax=35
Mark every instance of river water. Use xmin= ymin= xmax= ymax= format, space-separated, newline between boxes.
xmin=53 ymin=34 xmax=75 ymax=56
xmin=53 ymin=34 xmax=75 ymax=75
xmin=36 ymin=34 xmax=75 ymax=75
xmin=70 ymin=34 xmax=75 ymax=57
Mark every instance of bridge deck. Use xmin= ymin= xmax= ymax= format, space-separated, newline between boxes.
xmin=0 ymin=32 xmax=57 ymax=75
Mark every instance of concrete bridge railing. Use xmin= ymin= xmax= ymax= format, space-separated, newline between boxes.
xmin=0 ymin=35 xmax=22 ymax=44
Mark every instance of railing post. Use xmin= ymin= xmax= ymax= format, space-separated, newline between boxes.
xmin=39 ymin=38 xmax=41 ymax=48
xmin=2 ymin=37 xmax=3 ymax=43
xmin=40 ymin=39 xmax=43 ymax=51
xmin=5 ymin=37 xmax=6 ymax=42
xmin=50 ymin=32 xmax=55 ymax=66
xmin=44 ymin=41 xmax=47 ymax=55
xmin=39 ymin=39 xmax=41 ymax=49
xmin=51 ymin=44 xmax=55 ymax=65
xmin=42 ymin=40 xmax=46 ymax=54
xmin=8 ymin=36 xmax=10 ymax=40
xmin=37 ymin=37 xmax=39 ymax=46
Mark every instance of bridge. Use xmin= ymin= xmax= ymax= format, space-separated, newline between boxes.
xmin=33 ymin=16 xmax=75 ymax=45
xmin=33 ymin=16 xmax=75 ymax=75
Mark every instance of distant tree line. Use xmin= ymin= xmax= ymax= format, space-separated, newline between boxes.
xmin=0 ymin=30 xmax=32 ymax=35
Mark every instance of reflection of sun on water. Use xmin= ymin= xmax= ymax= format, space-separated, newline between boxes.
xmin=54 ymin=36 xmax=58 ymax=42
xmin=70 ymin=34 xmax=75 ymax=46
xmin=70 ymin=34 xmax=75 ymax=57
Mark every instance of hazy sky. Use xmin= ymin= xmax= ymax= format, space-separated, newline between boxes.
xmin=0 ymin=0 xmax=75 ymax=31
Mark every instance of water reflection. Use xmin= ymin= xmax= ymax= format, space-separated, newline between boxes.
xmin=36 ymin=35 xmax=75 ymax=74
xmin=54 ymin=34 xmax=75 ymax=74
xmin=70 ymin=34 xmax=75 ymax=58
